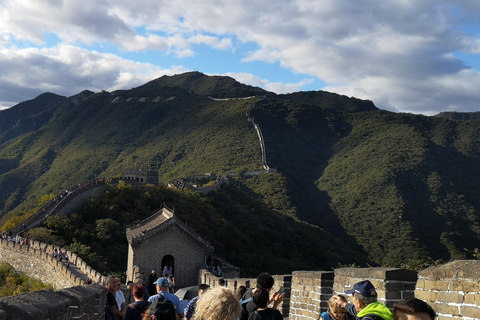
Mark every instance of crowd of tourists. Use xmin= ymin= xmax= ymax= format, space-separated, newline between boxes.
xmin=105 ymin=273 xmax=437 ymax=320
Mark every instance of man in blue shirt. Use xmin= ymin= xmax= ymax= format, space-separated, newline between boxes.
xmin=185 ymin=284 xmax=210 ymax=320
xmin=148 ymin=277 xmax=185 ymax=318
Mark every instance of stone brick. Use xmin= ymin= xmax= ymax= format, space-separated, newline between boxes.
xmin=451 ymin=280 xmax=480 ymax=293
xmin=437 ymin=292 xmax=464 ymax=304
xmin=464 ymin=294 xmax=476 ymax=304
xmin=460 ymin=305 xmax=480 ymax=318
xmin=424 ymin=279 xmax=449 ymax=291
xmin=415 ymin=290 xmax=437 ymax=302
xmin=437 ymin=316 xmax=462 ymax=320
xmin=384 ymin=291 xmax=402 ymax=300
xmin=384 ymin=282 xmax=408 ymax=291
xmin=416 ymin=279 xmax=425 ymax=289
xmin=433 ymin=302 xmax=459 ymax=316
xmin=401 ymin=291 xmax=415 ymax=299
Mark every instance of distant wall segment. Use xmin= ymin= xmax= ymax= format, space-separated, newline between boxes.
xmin=0 ymin=239 xmax=103 ymax=291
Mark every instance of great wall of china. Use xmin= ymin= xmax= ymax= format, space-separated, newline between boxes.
xmin=0 ymin=98 xmax=478 ymax=319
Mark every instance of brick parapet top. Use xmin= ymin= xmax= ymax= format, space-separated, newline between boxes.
xmin=419 ymin=260 xmax=480 ymax=280
xmin=335 ymin=267 xmax=417 ymax=282
xmin=292 ymin=271 xmax=334 ymax=280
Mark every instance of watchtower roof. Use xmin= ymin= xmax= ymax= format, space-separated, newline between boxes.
xmin=126 ymin=207 xmax=213 ymax=252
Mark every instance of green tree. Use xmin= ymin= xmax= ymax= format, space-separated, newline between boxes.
xmin=95 ymin=218 xmax=120 ymax=241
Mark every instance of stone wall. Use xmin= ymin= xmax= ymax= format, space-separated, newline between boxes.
xmin=289 ymin=271 xmax=334 ymax=320
xmin=0 ymin=239 xmax=103 ymax=290
xmin=0 ymin=257 xmax=479 ymax=319
xmin=416 ymin=260 xmax=480 ymax=320
xmin=0 ymin=284 xmax=106 ymax=320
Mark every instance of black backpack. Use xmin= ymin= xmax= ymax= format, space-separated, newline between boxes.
xmin=150 ymin=295 xmax=176 ymax=320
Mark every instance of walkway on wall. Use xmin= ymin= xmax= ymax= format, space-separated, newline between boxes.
xmin=7 ymin=177 xmax=120 ymax=237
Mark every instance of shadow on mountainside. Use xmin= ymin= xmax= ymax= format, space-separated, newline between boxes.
xmin=396 ymin=142 xmax=480 ymax=261
xmin=250 ymin=99 xmax=370 ymax=261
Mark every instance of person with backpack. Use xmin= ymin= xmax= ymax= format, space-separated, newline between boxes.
xmin=125 ymin=285 xmax=150 ymax=320
xmin=334 ymin=280 xmax=393 ymax=320
xmin=148 ymin=277 xmax=184 ymax=319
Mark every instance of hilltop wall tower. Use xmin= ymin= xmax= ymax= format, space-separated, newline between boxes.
xmin=123 ymin=168 xmax=159 ymax=187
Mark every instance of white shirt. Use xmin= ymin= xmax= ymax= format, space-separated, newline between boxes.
xmin=116 ymin=290 xmax=126 ymax=310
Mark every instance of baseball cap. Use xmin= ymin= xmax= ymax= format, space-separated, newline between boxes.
xmin=345 ymin=280 xmax=377 ymax=297
xmin=154 ymin=277 xmax=169 ymax=287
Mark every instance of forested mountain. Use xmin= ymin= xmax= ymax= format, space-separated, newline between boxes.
xmin=1 ymin=71 xmax=479 ymax=274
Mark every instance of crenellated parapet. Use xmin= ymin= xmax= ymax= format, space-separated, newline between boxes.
xmin=416 ymin=260 xmax=480 ymax=320
xmin=0 ymin=239 xmax=103 ymax=291
xmin=199 ymin=260 xmax=480 ymax=320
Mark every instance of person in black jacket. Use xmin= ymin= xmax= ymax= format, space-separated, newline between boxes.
xmin=248 ymin=289 xmax=283 ymax=320
xmin=125 ymin=285 xmax=150 ymax=320
xmin=240 ymin=272 xmax=284 ymax=320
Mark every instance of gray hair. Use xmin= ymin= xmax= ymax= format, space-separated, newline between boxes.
xmin=105 ymin=275 xmax=116 ymax=285
xmin=354 ymin=292 xmax=377 ymax=307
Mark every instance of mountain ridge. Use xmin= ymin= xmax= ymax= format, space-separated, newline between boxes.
xmin=1 ymin=72 xmax=480 ymax=272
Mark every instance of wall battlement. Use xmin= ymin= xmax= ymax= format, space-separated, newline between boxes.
xmin=0 ymin=261 xmax=478 ymax=319
xmin=200 ymin=261 xmax=480 ymax=320
xmin=0 ymin=239 xmax=103 ymax=291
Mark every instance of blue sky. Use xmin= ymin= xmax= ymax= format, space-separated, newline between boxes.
xmin=1 ymin=0 xmax=480 ymax=115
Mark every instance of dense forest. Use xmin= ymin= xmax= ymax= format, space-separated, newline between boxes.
xmin=1 ymin=72 xmax=480 ymax=276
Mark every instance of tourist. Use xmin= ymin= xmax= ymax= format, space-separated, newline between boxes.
xmin=116 ymin=279 xmax=127 ymax=314
xmin=213 ymin=265 xmax=221 ymax=277
xmin=240 ymin=272 xmax=284 ymax=320
xmin=125 ymin=281 xmax=135 ymax=304
xmin=334 ymin=280 xmax=392 ymax=320
xmin=148 ymin=269 xmax=158 ymax=296
xmin=168 ymin=275 xmax=175 ymax=293
xmin=163 ymin=264 xmax=173 ymax=278
xmin=393 ymin=298 xmax=436 ymax=320
xmin=185 ymin=284 xmax=210 ymax=320
xmin=321 ymin=295 xmax=354 ymax=320
xmin=148 ymin=277 xmax=184 ymax=318
xmin=125 ymin=285 xmax=149 ymax=320
xmin=248 ymin=289 xmax=283 ymax=320
xmin=194 ymin=287 xmax=241 ymax=320
xmin=236 ymin=286 xmax=247 ymax=301
xmin=105 ymin=276 xmax=124 ymax=320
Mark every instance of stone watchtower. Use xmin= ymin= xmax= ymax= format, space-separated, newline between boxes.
xmin=126 ymin=207 xmax=214 ymax=288
xmin=123 ymin=168 xmax=159 ymax=187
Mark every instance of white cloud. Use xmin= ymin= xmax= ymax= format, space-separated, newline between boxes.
xmin=1 ymin=0 xmax=480 ymax=114
xmin=0 ymin=44 xmax=186 ymax=106
xmin=225 ymin=72 xmax=314 ymax=94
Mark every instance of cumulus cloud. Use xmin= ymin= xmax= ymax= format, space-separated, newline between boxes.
xmin=225 ymin=72 xmax=314 ymax=94
xmin=0 ymin=44 xmax=185 ymax=107
xmin=1 ymin=0 xmax=480 ymax=114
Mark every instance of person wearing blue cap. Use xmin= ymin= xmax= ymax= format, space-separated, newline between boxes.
xmin=148 ymin=277 xmax=185 ymax=318
xmin=334 ymin=280 xmax=392 ymax=320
